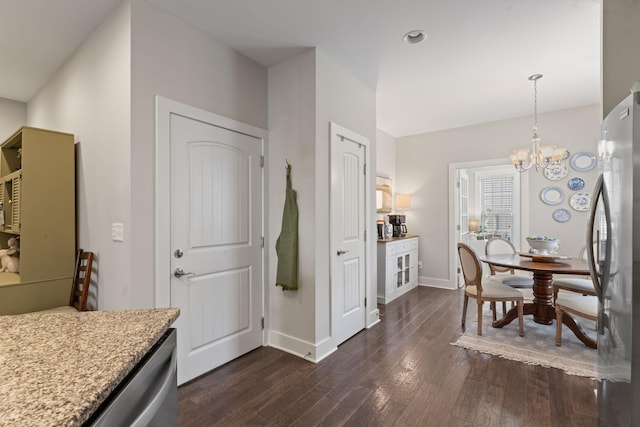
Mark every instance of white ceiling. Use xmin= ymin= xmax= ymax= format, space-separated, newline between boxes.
xmin=0 ymin=0 xmax=601 ymax=137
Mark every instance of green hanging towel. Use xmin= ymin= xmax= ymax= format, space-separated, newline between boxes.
xmin=275 ymin=162 xmax=299 ymax=290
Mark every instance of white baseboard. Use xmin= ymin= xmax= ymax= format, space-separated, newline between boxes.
xmin=418 ymin=276 xmax=458 ymax=290
xmin=267 ymin=330 xmax=337 ymax=363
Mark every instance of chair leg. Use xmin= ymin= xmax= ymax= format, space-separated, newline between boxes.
xmin=490 ymin=301 xmax=497 ymax=322
xmin=477 ymin=301 xmax=483 ymax=336
xmin=502 ymin=301 xmax=507 ymax=317
xmin=556 ymin=306 xmax=563 ymax=346
xmin=517 ymin=301 xmax=524 ymax=337
xmin=462 ymin=295 xmax=469 ymax=329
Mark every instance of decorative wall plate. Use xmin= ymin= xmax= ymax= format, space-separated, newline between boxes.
xmin=571 ymin=152 xmax=597 ymax=172
xmin=569 ymin=192 xmax=591 ymax=211
xmin=544 ymin=163 xmax=568 ymax=181
xmin=553 ymin=208 xmax=572 ymax=223
xmin=567 ymin=177 xmax=585 ymax=191
xmin=540 ymin=186 xmax=564 ymax=205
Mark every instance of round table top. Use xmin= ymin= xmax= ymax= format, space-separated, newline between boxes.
xmin=480 ymin=253 xmax=590 ymax=276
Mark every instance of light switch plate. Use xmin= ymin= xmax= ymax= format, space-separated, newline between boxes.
xmin=111 ymin=223 xmax=124 ymax=242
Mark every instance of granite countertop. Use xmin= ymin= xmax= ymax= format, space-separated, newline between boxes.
xmin=0 ymin=308 xmax=179 ymax=426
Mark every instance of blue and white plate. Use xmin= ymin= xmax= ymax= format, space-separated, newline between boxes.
xmin=569 ymin=192 xmax=591 ymax=211
xmin=567 ymin=177 xmax=585 ymax=191
xmin=571 ymin=152 xmax=597 ymax=172
xmin=540 ymin=186 xmax=564 ymax=205
xmin=553 ymin=208 xmax=572 ymax=223
xmin=543 ymin=163 xmax=568 ymax=181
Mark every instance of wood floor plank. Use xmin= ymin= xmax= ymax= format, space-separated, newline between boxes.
xmin=178 ymin=286 xmax=598 ymax=426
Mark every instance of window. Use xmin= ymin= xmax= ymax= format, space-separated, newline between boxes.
xmin=480 ymin=175 xmax=514 ymax=240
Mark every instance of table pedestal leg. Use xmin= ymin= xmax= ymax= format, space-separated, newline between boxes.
xmin=561 ymin=312 xmax=597 ymax=349
xmin=492 ymin=270 xmax=555 ymax=327
xmin=531 ymin=271 xmax=554 ymax=325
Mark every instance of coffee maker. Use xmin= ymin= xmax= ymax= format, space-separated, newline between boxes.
xmin=388 ymin=214 xmax=407 ymax=237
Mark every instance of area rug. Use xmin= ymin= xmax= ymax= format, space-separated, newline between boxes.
xmin=451 ymin=306 xmax=597 ymax=378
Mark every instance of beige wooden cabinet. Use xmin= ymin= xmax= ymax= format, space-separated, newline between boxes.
xmin=377 ymin=235 xmax=419 ymax=304
xmin=0 ymin=127 xmax=76 ymax=314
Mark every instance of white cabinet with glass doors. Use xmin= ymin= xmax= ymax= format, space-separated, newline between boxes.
xmin=377 ymin=236 xmax=419 ymax=304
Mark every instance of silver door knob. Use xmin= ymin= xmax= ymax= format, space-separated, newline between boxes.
xmin=337 ymin=249 xmax=350 ymax=256
xmin=174 ymin=268 xmax=194 ymax=278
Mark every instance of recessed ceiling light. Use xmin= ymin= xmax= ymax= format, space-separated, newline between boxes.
xmin=403 ymin=30 xmax=426 ymax=45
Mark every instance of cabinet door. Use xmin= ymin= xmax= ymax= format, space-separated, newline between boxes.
xmin=409 ymin=249 xmax=419 ymax=284
xmin=387 ymin=255 xmax=398 ymax=294
xmin=403 ymin=253 xmax=411 ymax=285
xmin=1 ymin=172 xmax=20 ymax=233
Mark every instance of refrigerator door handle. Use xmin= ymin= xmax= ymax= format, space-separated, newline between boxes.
xmin=587 ymin=174 xmax=603 ymax=300
xmin=587 ymin=174 xmax=612 ymax=303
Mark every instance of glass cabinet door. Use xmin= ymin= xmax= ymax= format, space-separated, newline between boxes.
xmin=403 ymin=254 xmax=410 ymax=284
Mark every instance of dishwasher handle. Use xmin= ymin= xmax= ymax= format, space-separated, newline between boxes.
xmin=130 ymin=345 xmax=178 ymax=427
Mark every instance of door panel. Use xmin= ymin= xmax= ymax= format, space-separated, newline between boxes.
xmin=331 ymin=126 xmax=367 ymax=346
xmin=170 ymin=113 xmax=262 ymax=384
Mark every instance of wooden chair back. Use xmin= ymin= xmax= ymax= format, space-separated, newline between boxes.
xmin=457 ymin=242 xmax=483 ymax=293
xmin=69 ymin=250 xmax=94 ymax=311
xmin=485 ymin=237 xmax=517 ymax=275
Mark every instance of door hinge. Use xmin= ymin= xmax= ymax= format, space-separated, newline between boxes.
xmin=364 ymin=163 xmax=367 ymax=175
xmin=456 ymin=224 xmax=460 ymax=231
xmin=364 ymin=230 xmax=367 ymax=242
xmin=260 ymin=155 xmax=264 ymax=167
xmin=261 ymin=236 xmax=264 ymax=248
xmin=364 ymin=297 xmax=367 ymax=307
xmin=261 ymin=317 xmax=265 ymax=329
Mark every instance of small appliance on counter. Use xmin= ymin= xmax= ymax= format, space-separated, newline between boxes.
xmin=376 ymin=220 xmax=385 ymax=239
xmin=388 ymin=214 xmax=407 ymax=237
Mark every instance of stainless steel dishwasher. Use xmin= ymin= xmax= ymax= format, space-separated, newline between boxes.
xmin=86 ymin=328 xmax=177 ymax=426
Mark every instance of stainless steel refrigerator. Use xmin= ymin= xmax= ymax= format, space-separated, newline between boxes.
xmin=588 ymin=86 xmax=640 ymax=426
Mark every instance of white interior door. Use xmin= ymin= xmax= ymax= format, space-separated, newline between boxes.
xmin=330 ymin=123 xmax=367 ymax=346
xmin=170 ymin=113 xmax=263 ymax=384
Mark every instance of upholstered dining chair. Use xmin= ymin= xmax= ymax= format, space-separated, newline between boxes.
xmin=553 ymin=245 xmax=597 ymax=302
xmin=485 ymin=237 xmax=534 ymax=288
xmin=458 ymin=242 xmax=524 ymax=337
xmin=554 ymin=291 xmax=598 ymax=347
xmin=485 ymin=237 xmax=534 ymax=314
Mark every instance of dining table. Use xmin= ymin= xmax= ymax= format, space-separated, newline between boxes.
xmin=480 ymin=252 xmax=596 ymax=349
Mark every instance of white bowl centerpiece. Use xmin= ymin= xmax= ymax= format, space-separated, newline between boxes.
xmin=526 ymin=236 xmax=560 ymax=254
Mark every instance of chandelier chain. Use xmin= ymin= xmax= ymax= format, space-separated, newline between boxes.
xmin=533 ymin=78 xmax=538 ymax=131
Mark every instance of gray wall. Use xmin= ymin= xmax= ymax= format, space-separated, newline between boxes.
xmin=27 ymin=0 xmax=132 ymax=309
xmin=27 ymin=0 xmax=268 ymax=310
xmin=396 ymin=104 xmax=600 ymax=289
xmin=0 ymin=98 xmax=26 ymax=140
xmin=130 ymin=0 xmax=267 ymax=309
xmin=602 ymin=0 xmax=640 ymax=117
xmin=268 ymin=48 xmax=377 ymax=360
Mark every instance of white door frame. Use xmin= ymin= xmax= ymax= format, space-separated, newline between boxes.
xmin=155 ymin=96 xmax=268 ymax=317
xmin=448 ymin=158 xmax=530 ymax=289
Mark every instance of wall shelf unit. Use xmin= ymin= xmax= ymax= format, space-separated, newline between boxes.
xmin=0 ymin=126 xmax=76 ymax=314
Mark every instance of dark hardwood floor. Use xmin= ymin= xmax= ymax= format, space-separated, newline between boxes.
xmin=178 ymin=286 xmax=597 ymax=426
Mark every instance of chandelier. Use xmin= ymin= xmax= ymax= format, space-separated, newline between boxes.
xmin=510 ymin=74 xmax=566 ymax=172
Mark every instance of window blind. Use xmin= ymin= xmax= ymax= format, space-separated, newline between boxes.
xmin=480 ymin=176 xmax=514 ymax=240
